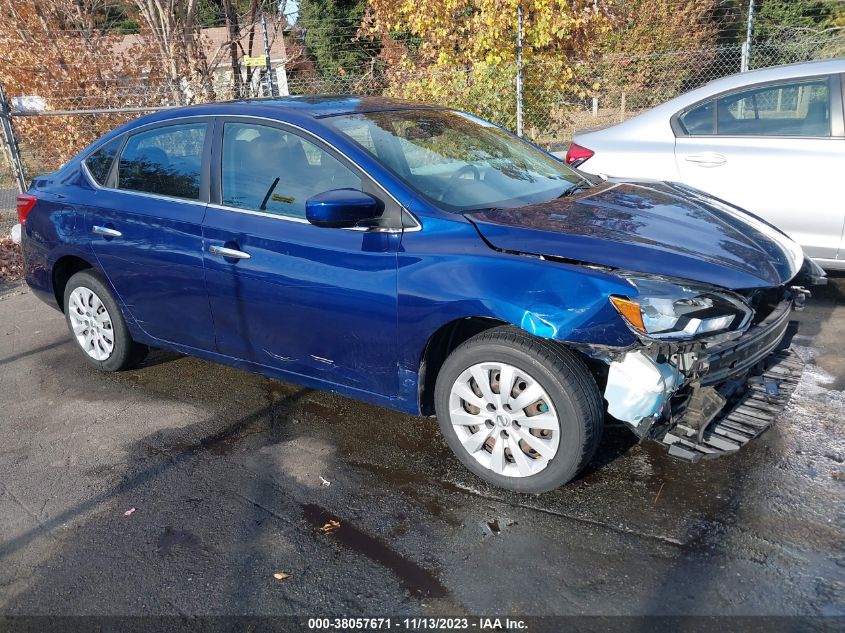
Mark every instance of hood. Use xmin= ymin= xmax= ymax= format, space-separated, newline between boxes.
xmin=466 ymin=180 xmax=804 ymax=289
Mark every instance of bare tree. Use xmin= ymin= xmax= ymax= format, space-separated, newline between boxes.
xmin=0 ymin=1 xmax=159 ymax=172
xmin=222 ymin=0 xmax=244 ymax=98
xmin=131 ymin=0 xmax=216 ymax=104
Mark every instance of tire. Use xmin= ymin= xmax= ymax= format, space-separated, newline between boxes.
xmin=63 ymin=270 xmax=148 ymax=372
xmin=434 ymin=326 xmax=603 ymax=493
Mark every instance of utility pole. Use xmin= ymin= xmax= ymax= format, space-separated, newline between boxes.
xmin=516 ymin=3 xmax=524 ymax=137
xmin=741 ymin=0 xmax=755 ymax=72
xmin=261 ymin=14 xmax=277 ymax=97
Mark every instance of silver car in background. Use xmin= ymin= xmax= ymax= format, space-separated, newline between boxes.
xmin=563 ymin=59 xmax=845 ymax=270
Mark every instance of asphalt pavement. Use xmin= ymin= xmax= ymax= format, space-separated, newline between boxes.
xmin=0 ymin=277 xmax=843 ymax=625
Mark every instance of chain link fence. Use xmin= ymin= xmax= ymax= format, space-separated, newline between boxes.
xmin=0 ymin=10 xmax=842 ymax=240
xmin=0 ymin=162 xmax=16 ymax=236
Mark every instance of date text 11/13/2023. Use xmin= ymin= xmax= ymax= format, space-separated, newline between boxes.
xmin=306 ymin=617 xmax=528 ymax=630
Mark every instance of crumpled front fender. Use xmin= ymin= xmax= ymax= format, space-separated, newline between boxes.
xmin=395 ymin=217 xmax=640 ymax=409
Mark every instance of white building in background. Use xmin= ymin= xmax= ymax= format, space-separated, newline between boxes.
xmin=115 ymin=25 xmax=308 ymax=102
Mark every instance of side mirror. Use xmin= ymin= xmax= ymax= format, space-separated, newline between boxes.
xmin=306 ymin=189 xmax=381 ymax=229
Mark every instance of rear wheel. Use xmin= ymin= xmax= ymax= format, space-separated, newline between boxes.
xmin=63 ymin=270 xmax=147 ymax=371
xmin=434 ymin=327 xmax=603 ymax=493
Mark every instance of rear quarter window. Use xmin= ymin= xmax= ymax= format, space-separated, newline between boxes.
xmin=678 ymin=101 xmax=714 ymax=135
xmin=84 ymin=136 xmax=123 ymax=185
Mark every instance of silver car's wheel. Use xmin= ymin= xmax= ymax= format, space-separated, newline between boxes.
xmin=67 ymin=286 xmax=114 ymax=361
xmin=448 ymin=361 xmax=561 ymax=478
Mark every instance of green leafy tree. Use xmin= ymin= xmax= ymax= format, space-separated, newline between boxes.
xmin=96 ymin=1 xmax=142 ymax=33
xmin=751 ymin=0 xmax=844 ymax=65
xmin=363 ymin=0 xmax=612 ymax=139
xmin=298 ymin=0 xmax=377 ymax=76
xmin=753 ymin=0 xmax=840 ymax=40
xmin=599 ymin=0 xmax=727 ymax=105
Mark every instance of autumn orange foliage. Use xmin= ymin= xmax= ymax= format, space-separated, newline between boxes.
xmin=0 ymin=0 xmax=160 ymax=174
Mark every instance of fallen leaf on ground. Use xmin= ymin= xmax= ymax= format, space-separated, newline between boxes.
xmin=123 ymin=508 xmax=136 ymax=517
xmin=272 ymin=572 xmax=290 ymax=581
xmin=319 ymin=519 xmax=341 ymax=534
xmin=0 ymin=237 xmax=23 ymax=282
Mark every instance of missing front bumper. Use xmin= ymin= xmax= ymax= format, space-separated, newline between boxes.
xmin=659 ymin=348 xmax=804 ymax=462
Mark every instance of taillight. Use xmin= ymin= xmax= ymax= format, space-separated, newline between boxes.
xmin=16 ymin=194 xmax=37 ymax=224
xmin=565 ymin=142 xmax=595 ymax=167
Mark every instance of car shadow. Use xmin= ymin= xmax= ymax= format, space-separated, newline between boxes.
xmin=0 ymin=386 xmax=313 ymax=563
xmin=136 ymin=347 xmax=184 ymax=369
xmin=573 ymin=422 xmax=639 ymax=483
xmin=0 ymin=337 xmax=69 ymax=367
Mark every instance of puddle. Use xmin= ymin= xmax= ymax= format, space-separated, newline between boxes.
xmin=157 ymin=526 xmax=201 ymax=555
xmin=302 ymin=503 xmax=448 ymax=598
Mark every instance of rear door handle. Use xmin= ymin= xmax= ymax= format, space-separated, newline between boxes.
xmin=92 ymin=225 xmax=122 ymax=238
xmin=684 ymin=152 xmax=727 ymax=167
xmin=208 ymin=244 xmax=251 ymax=260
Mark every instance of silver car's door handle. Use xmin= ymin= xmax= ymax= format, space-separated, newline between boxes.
xmin=92 ymin=225 xmax=122 ymax=238
xmin=208 ymin=244 xmax=251 ymax=260
xmin=684 ymin=152 xmax=726 ymax=167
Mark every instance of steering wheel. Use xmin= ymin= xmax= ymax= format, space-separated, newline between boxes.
xmin=437 ymin=164 xmax=481 ymax=202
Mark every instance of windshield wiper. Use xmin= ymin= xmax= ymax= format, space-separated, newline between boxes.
xmin=260 ymin=177 xmax=280 ymax=211
xmin=558 ymin=176 xmax=596 ymax=198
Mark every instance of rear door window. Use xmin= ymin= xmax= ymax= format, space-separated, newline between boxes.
xmin=84 ymin=136 xmax=123 ymax=185
xmin=715 ymin=79 xmax=831 ymax=137
xmin=117 ymin=123 xmax=207 ymax=200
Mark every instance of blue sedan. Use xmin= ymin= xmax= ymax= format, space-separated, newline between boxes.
xmin=18 ymin=96 xmax=824 ymax=492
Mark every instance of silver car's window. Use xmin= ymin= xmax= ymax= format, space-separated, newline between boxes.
xmin=221 ymin=122 xmax=362 ymax=219
xmin=714 ymin=79 xmax=830 ymax=137
xmin=679 ymin=101 xmax=714 ymax=135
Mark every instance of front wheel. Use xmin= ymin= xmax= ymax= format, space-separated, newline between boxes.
xmin=434 ymin=327 xmax=603 ymax=493
xmin=63 ymin=270 xmax=148 ymax=372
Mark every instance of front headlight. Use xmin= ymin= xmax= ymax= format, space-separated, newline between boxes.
xmin=609 ymin=277 xmax=752 ymax=341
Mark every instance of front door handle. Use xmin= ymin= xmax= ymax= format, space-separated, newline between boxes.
xmin=208 ymin=244 xmax=251 ymax=260
xmin=684 ymin=152 xmax=727 ymax=167
xmin=92 ymin=225 xmax=122 ymax=238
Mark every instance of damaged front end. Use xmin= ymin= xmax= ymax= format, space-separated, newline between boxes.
xmin=591 ymin=272 xmax=819 ymax=462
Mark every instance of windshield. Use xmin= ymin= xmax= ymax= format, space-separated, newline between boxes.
xmin=326 ymin=109 xmax=583 ymax=212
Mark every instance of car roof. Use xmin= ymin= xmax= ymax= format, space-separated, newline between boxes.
xmin=683 ymin=58 xmax=845 ymax=97
xmin=139 ymin=95 xmax=445 ymax=122
xmin=112 ymin=95 xmax=451 ymax=139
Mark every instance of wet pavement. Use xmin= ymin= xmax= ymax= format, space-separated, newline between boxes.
xmin=0 ymin=277 xmax=843 ymax=620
